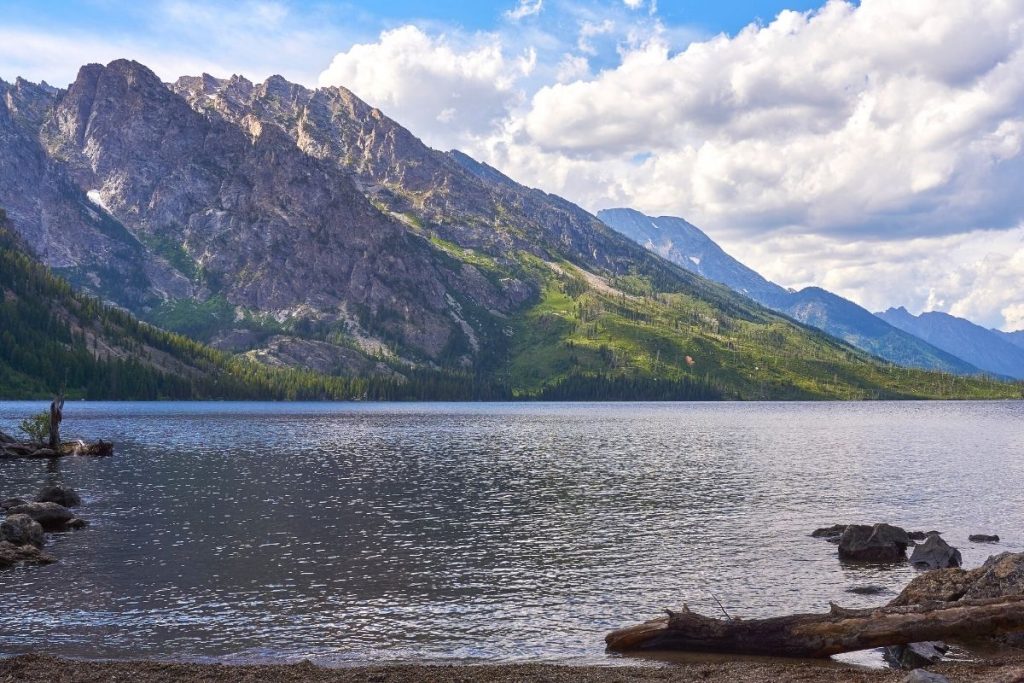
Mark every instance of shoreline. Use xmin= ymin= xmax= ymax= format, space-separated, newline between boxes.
xmin=2 ymin=653 xmax=1024 ymax=682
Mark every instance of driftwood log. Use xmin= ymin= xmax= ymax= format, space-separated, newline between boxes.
xmin=606 ymin=596 xmax=1024 ymax=657
xmin=0 ymin=440 xmax=112 ymax=459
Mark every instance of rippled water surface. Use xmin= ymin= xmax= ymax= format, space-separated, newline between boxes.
xmin=0 ymin=401 xmax=1021 ymax=666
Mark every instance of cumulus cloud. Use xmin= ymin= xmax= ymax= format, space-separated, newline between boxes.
xmin=318 ymin=26 xmax=537 ymax=150
xmin=505 ymin=0 xmax=543 ymax=21
xmin=312 ymin=1 xmax=1024 ymax=329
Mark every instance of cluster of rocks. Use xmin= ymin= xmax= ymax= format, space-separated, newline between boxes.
xmin=0 ymin=485 xmax=87 ymax=569
xmin=812 ymin=523 xmax=1018 ymax=677
xmin=809 ymin=522 xmax=996 ymax=569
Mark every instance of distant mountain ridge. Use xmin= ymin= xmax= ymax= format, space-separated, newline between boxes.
xmin=877 ymin=307 xmax=1024 ymax=379
xmin=598 ymin=208 xmax=981 ymax=375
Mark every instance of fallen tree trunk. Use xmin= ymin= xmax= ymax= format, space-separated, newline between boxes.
xmin=606 ymin=596 xmax=1024 ymax=657
xmin=0 ymin=440 xmax=112 ymax=459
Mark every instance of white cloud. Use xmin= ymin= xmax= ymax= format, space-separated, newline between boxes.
xmin=505 ymin=0 xmax=543 ymax=21
xmin=721 ymin=225 xmax=1024 ymax=331
xmin=318 ymin=26 xmax=537 ymax=151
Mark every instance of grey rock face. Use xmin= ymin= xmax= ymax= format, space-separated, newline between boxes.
xmin=837 ymin=524 xmax=912 ymax=563
xmin=910 ymin=535 xmax=962 ymax=570
xmin=0 ymin=514 xmax=45 ymax=548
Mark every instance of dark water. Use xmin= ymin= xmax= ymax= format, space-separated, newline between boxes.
xmin=0 ymin=401 xmax=1021 ymax=667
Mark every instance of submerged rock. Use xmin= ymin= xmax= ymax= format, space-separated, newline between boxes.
xmin=910 ymin=535 xmax=962 ymax=570
xmin=969 ymin=534 xmax=1000 ymax=543
xmin=35 ymin=485 xmax=81 ymax=508
xmin=838 ymin=524 xmax=912 ymax=563
xmin=0 ymin=514 xmax=45 ymax=548
xmin=811 ymin=524 xmax=847 ymax=541
xmin=6 ymin=502 xmax=75 ymax=531
xmin=0 ymin=497 xmax=27 ymax=510
xmin=846 ymin=585 xmax=889 ymax=596
xmin=885 ymin=641 xmax=948 ymax=670
xmin=0 ymin=540 xmax=56 ymax=568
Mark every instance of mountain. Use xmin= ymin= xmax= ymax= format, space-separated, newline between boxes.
xmin=995 ymin=329 xmax=1024 ymax=351
xmin=0 ymin=208 xmax=508 ymax=400
xmin=0 ymin=60 xmax=1018 ymax=400
xmin=598 ymin=208 xmax=981 ymax=375
xmin=877 ymin=308 xmax=1024 ymax=379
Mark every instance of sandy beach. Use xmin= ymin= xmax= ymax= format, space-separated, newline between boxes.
xmin=3 ymin=654 xmax=1024 ymax=683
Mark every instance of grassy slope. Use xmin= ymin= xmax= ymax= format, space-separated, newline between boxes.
xmin=501 ymin=262 xmax=1021 ymax=400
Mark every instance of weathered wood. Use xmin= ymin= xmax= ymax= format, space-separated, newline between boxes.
xmin=605 ymin=596 xmax=1024 ymax=657
xmin=48 ymin=394 xmax=64 ymax=451
xmin=1 ymin=440 xmax=112 ymax=459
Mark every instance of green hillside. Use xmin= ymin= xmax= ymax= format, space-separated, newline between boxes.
xmin=499 ymin=259 xmax=1021 ymax=400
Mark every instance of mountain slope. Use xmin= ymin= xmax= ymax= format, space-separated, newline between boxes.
xmin=0 ymin=61 xmax=1018 ymax=400
xmin=878 ymin=307 xmax=1024 ymax=379
xmin=598 ymin=208 xmax=981 ymax=375
xmin=996 ymin=329 xmax=1024 ymax=350
xmin=0 ymin=208 xmax=506 ymax=400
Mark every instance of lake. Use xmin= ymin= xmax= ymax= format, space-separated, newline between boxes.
xmin=0 ymin=401 xmax=1021 ymax=667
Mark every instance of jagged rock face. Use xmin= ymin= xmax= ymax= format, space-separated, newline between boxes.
xmin=35 ymin=60 xmax=516 ymax=360
xmin=171 ymin=73 xmax=684 ymax=287
xmin=0 ymin=76 xmax=181 ymax=306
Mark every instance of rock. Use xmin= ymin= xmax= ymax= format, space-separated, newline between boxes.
xmin=811 ymin=524 xmax=847 ymax=539
xmin=890 ymin=567 xmax=984 ymax=606
xmin=7 ymin=502 xmax=74 ymax=531
xmin=885 ymin=641 xmax=948 ymax=670
xmin=901 ymin=671 xmax=950 ymax=683
xmin=0 ymin=541 xmax=56 ymax=568
xmin=846 ymin=584 xmax=889 ymax=596
xmin=35 ymin=485 xmax=81 ymax=507
xmin=65 ymin=518 xmax=89 ymax=530
xmin=0 ymin=497 xmax=27 ymax=510
xmin=969 ymin=534 xmax=1000 ymax=543
xmin=0 ymin=514 xmax=45 ymax=548
xmin=838 ymin=523 xmax=912 ymax=563
xmin=908 ymin=531 xmax=941 ymax=541
xmin=910 ymin=535 xmax=962 ymax=570
xmin=961 ymin=552 xmax=1024 ymax=600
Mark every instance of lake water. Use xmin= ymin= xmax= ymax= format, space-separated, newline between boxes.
xmin=0 ymin=401 xmax=1021 ymax=667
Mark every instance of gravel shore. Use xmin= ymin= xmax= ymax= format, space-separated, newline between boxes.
xmin=3 ymin=654 xmax=1024 ymax=683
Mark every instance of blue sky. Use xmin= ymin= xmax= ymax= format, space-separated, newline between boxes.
xmin=0 ymin=0 xmax=1021 ymax=329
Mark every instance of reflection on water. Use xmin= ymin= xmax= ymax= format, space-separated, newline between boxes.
xmin=0 ymin=401 xmax=1021 ymax=666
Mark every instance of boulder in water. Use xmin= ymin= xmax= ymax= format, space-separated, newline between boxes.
xmin=838 ymin=523 xmax=912 ymax=563
xmin=910 ymin=535 xmax=962 ymax=570
xmin=811 ymin=524 xmax=847 ymax=542
xmin=6 ymin=502 xmax=75 ymax=531
xmin=0 ymin=497 xmax=27 ymax=511
xmin=890 ymin=567 xmax=983 ymax=606
xmin=969 ymin=534 xmax=1000 ymax=543
xmin=0 ymin=541 xmax=56 ymax=568
xmin=0 ymin=514 xmax=44 ymax=548
xmin=35 ymin=485 xmax=81 ymax=508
